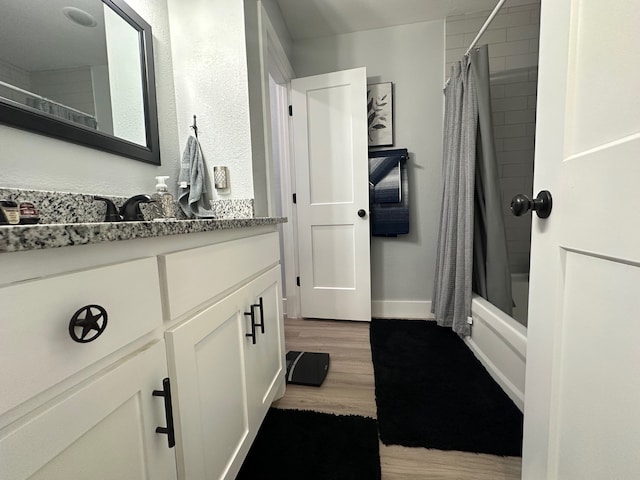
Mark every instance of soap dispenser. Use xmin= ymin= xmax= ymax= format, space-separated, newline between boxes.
xmin=151 ymin=176 xmax=176 ymax=220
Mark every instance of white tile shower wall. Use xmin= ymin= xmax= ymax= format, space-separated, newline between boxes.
xmin=495 ymin=66 xmax=537 ymax=273
xmin=446 ymin=1 xmax=540 ymax=274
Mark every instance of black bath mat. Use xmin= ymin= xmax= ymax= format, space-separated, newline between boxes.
xmin=236 ymin=408 xmax=381 ymax=480
xmin=370 ymin=319 xmax=523 ymax=456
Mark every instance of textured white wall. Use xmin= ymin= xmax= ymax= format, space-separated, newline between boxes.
xmin=0 ymin=0 xmax=180 ymax=197
xmin=167 ymin=0 xmax=254 ymax=202
xmin=292 ymin=20 xmax=445 ymax=305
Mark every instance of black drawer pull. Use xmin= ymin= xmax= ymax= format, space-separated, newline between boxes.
xmin=254 ymin=297 xmax=265 ymax=334
xmin=152 ymin=377 xmax=175 ymax=448
xmin=245 ymin=308 xmax=257 ymax=344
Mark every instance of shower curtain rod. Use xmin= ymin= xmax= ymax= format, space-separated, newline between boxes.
xmin=444 ymin=0 xmax=507 ymax=88
xmin=465 ymin=0 xmax=507 ymax=56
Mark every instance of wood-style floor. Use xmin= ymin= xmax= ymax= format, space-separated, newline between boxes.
xmin=272 ymin=318 xmax=522 ymax=479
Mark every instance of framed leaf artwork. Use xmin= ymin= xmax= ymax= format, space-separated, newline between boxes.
xmin=367 ymin=82 xmax=393 ymax=147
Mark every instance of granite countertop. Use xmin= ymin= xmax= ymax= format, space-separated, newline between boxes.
xmin=0 ymin=187 xmax=285 ymax=253
xmin=0 ymin=217 xmax=287 ymax=253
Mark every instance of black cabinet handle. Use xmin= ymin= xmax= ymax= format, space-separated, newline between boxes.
xmin=255 ymin=298 xmax=265 ymax=334
xmin=152 ymin=377 xmax=175 ymax=448
xmin=245 ymin=298 xmax=265 ymax=343
xmin=245 ymin=308 xmax=257 ymax=344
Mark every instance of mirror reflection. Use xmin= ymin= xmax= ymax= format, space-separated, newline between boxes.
xmin=0 ymin=0 xmax=151 ymax=150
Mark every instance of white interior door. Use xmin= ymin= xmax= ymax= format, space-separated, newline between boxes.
xmin=523 ymin=1 xmax=640 ymax=478
xmin=291 ymin=67 xmax=371 ymax=321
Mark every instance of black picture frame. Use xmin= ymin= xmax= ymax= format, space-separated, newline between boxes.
xmin=367 ymin=82 xmax=394 ymax=147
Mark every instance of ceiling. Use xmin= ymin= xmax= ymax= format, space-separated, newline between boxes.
xmin=0 ymin=0 xmax=518 ymax=75
xmin=276 ymin=0 xmax=507 ymax=40
xmin=0 ymin=0 xmax=109 ymax=72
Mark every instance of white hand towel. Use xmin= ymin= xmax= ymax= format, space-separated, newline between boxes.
xmin=178 ymin=136 xmax=215 ymax=218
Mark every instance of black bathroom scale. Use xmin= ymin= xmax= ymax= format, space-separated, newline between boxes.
xmin=285 ymin=351 xmax=330 ymax=387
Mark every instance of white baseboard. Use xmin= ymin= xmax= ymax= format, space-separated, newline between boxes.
xmin=371 ymin=300 xmax=435 ymax=319
xmin=284 ymin=299 xmax=434 ymax=321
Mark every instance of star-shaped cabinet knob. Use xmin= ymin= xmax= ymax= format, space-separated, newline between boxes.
xmin=69 ymin=305 xmax=108 ymax=343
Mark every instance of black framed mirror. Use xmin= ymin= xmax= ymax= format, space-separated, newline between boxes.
xmin=0 ymin=0 xmax=160 ymax=165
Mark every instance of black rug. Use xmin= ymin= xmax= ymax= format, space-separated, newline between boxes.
xmin=236 ymin=408 xmax=381 ymax=480
xmin=370 ymin=319 xmax=523 ymax=456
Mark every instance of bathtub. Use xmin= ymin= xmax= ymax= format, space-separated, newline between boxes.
xmin=510 ymin=273 xmax=529 ymax=327
xmin=465 ymin=275 xmax=528 ymax=412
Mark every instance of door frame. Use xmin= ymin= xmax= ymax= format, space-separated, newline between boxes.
xmin=258 ymin=2 xmax=300 ymax=319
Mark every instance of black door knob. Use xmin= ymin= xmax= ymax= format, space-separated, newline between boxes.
xmin=357 ymin=209 xmax=367 ymax=218
xmin=511 ymin=190 xmax=553 ymax=218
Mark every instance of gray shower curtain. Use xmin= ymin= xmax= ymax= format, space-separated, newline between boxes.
xmin=432 ymin=45 xmax=511 ymax=336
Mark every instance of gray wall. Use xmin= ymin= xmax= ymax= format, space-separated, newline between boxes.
xmin=260 ymin=0 xmax=293 ymax=61
xmin=292 ymin=20 xmax=445 ymax=308
xmin=244 ymin=0 xmax=294 ymax=216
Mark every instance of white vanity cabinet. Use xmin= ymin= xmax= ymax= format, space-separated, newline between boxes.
xmin=0 ymin=226 xmax=285 ymax=480
xmin=165 ymin=284 xmax=253 ymax=480
xmin=0 ymin=257 xmax=177 ymax=480
xmin=242 ymin=266 xmax=285 ymax=432
xmin=0 ymin=341 xmax=177 ymax=480
xmin=161 ymin=232 xmax=285 ymax=480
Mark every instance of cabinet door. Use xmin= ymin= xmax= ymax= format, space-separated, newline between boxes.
xmin=166 ymin=289 xmax=251 ymax=480
xmin=243 ymin=266 xmax=286 ymax=430
xmin=0 ymin=341 xmax=176 ymax=480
